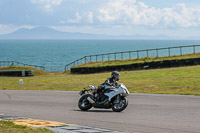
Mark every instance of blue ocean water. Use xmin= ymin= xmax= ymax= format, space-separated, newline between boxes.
xmin=1 ymin=40 xmax=200 ymax=68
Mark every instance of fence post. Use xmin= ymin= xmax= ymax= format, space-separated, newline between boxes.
xmin=180 ymin=46 xmax=182 ymax=56
xmin=90 ymin=56 xmax=92 ymax=62
xmin=108 ymin=54 xmax=110 ymax=61
xmin=66 ymin=66 xmax=68 ymax=71
xmin=121 ymin=52 xmax=123 ymax=60
xmin=96 ymin=55 xmax=98 ymax=62
xmin=168 ymin=48 xmax=171 ymax=57
xmin=137 ymin=51 xmax=139 ymax=58
xmin=11 ymin=61 xmax=14 ymax=66
xmin=146 ymin=50 xmax=149 ymax=57
xmin=115 ymin=53 xmax=117 ymax=60
xmin=85 ymin=56 xmax=87 ymax=64
xmin=102 ymin=54 xmax=104 ymax=61
xmin=193 ymin=45 xmax=196 ymax=54
xmin=156 ymin=49 xmax=158 ymax=57
xmin=129 ymin=52 xmax=131 ymax=59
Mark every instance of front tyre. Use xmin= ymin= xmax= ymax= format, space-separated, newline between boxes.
xmin=78 ymin=94 xmax=92 ymax=111
xmin=112 ymin=96 xmax=128 ymax=112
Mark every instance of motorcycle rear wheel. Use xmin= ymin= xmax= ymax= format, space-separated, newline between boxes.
xmin=78 ymin=94 xmax=92 ymax=111
xmin=112 ymin=96 xmax=128 ymax=112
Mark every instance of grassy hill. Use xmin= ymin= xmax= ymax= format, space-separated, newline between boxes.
xmin=73 ymin=53 xmax=200 ymax=68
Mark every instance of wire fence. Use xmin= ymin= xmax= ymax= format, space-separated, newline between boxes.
xmin=65 ymin=45 xmax=200 ymax=71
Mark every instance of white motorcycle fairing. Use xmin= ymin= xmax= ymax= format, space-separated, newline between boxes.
xmin=104 ymin=83 xmax=129 ymax=101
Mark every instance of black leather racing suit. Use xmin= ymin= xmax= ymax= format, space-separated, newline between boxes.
xmin=102 ymin=77 xmax=119 ymax=87
xmin=96 ymin=77 xmax=118 ymax=102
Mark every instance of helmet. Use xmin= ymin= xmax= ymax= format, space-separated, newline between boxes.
xmin=111 ymin=71 xmax=120 ymax=81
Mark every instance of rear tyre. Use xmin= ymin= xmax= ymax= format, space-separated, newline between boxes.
xmin=78 ymin=94 xmax=92 ymax=111
xmin=112 ymin=96 xmax=128 ymax=112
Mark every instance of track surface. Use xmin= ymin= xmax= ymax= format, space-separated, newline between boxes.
xmin=0 ymin=90 xmax=200 ymax=133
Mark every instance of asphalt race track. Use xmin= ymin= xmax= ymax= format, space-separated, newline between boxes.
xmin=0 ymin=90 xmax=200 ymax=133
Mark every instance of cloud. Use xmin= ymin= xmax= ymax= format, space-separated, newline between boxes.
xmin=0 ymin=24 xmax=35 ymax=35
xmin=31 ymin=0 xmax=63 ymax=11
xmin=88 ymin=12 xmax=93 ymax=24
xmin=67 ymin=12 xmax=82 ymax=23
xmin=97 ymin=0 xmax=200 ymax=28
xmin=60 ymin=12 xmax=82 ymax=24
xmin=60 ymin=11 xmax=95 ymax=24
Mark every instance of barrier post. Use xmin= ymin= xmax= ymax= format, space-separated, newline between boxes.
xmin=168 ymin=48 xmax=171 ymax=57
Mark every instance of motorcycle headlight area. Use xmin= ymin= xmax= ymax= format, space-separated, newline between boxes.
xmin=123 ymin=88 xmax=128 ymax=94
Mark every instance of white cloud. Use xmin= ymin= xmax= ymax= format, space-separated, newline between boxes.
xmin=97 ymin=0 xmax=200 ymax=28
xmin=0 ymin=24 xmax=35 ymax=35
xmin=67 ymin=12 xmax=82 ymax=23
xmin=0 ymin=24 xmax=15 ymax=35
xmin=60 ymin=12 xmax=82 ymax=24
xmin=60 ymin=11 xmax=94 ymax=24
xmin=88 ymin=12 xmax=93 ymax=24
xmin=31 ymin=0 xmax=63 ymax=11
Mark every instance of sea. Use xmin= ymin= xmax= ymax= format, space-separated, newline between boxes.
xmin=1 ymin=40 xmax=200 ymax=71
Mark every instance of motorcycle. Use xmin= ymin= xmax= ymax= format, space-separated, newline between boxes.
xmin=78 ymin=83 xmax=129 ymax=112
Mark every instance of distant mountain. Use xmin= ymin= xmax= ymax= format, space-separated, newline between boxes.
xmin=0 ymin=26 xmax=197 ymax=40
xmin=0 ymin=27 xmax=112 ymax=39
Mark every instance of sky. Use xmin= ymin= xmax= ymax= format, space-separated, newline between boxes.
xmin=0 ymin=0 xmax=200 ymax=37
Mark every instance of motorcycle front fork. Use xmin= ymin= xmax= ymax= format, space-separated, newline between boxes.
xmin=114 ymin=95 xmax=121 ymax=104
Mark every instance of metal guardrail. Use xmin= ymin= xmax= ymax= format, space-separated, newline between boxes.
xmin=65 ymin=45 xmax=200 ymax=71
xmin=0 ymin=61 xmax=63 ymax=72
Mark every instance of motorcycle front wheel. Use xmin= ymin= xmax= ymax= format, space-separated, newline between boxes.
xmin=78 ymin=94 xmax=92 ymax=111
xmin=112 ymin=96 xmax=128 ymax=112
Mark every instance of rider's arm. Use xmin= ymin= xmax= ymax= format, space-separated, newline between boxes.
xmin=104 ymin=78 xmax=112 ymax=86
xmin=115 ymin=81 xmax=120 ymax=87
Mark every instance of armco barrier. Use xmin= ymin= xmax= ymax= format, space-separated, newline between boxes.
xmin=66 ymin=45 xmax=200 ymax=71
xmin=0 ymin=70 xmax=34 ymax=77
xmin=71 ymin=58 xmax=200 ymax=74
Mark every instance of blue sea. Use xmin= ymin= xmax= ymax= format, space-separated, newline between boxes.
xmin=1 ymin=40 xmax=200 ymax=71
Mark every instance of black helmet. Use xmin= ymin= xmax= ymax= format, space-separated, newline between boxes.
xmin=111 ymin=71 xmax=120 ymax=81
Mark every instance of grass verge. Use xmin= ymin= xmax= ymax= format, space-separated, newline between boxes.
xmin=0 ymin=65 xmax=200 ymax=95
xmin=0 ymin=120 xmax=53 ymax=133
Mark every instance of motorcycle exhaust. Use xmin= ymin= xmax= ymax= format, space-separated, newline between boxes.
xmin=87 ymin=97 xmax=95 ymax=104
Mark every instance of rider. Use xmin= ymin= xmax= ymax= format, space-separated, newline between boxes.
xmin=96 ymin=71 xmax=120 ymax=103
xmin=102 ymin=71 xmax=120 ymax=87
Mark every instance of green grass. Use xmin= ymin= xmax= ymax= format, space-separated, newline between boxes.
xmin=0 ymin=65 xmax=200 ymax=95
xmin=0 ymin=120 xmax=53 ymax=133
xmin=73 ymin=53 xmax=200 ymax=68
